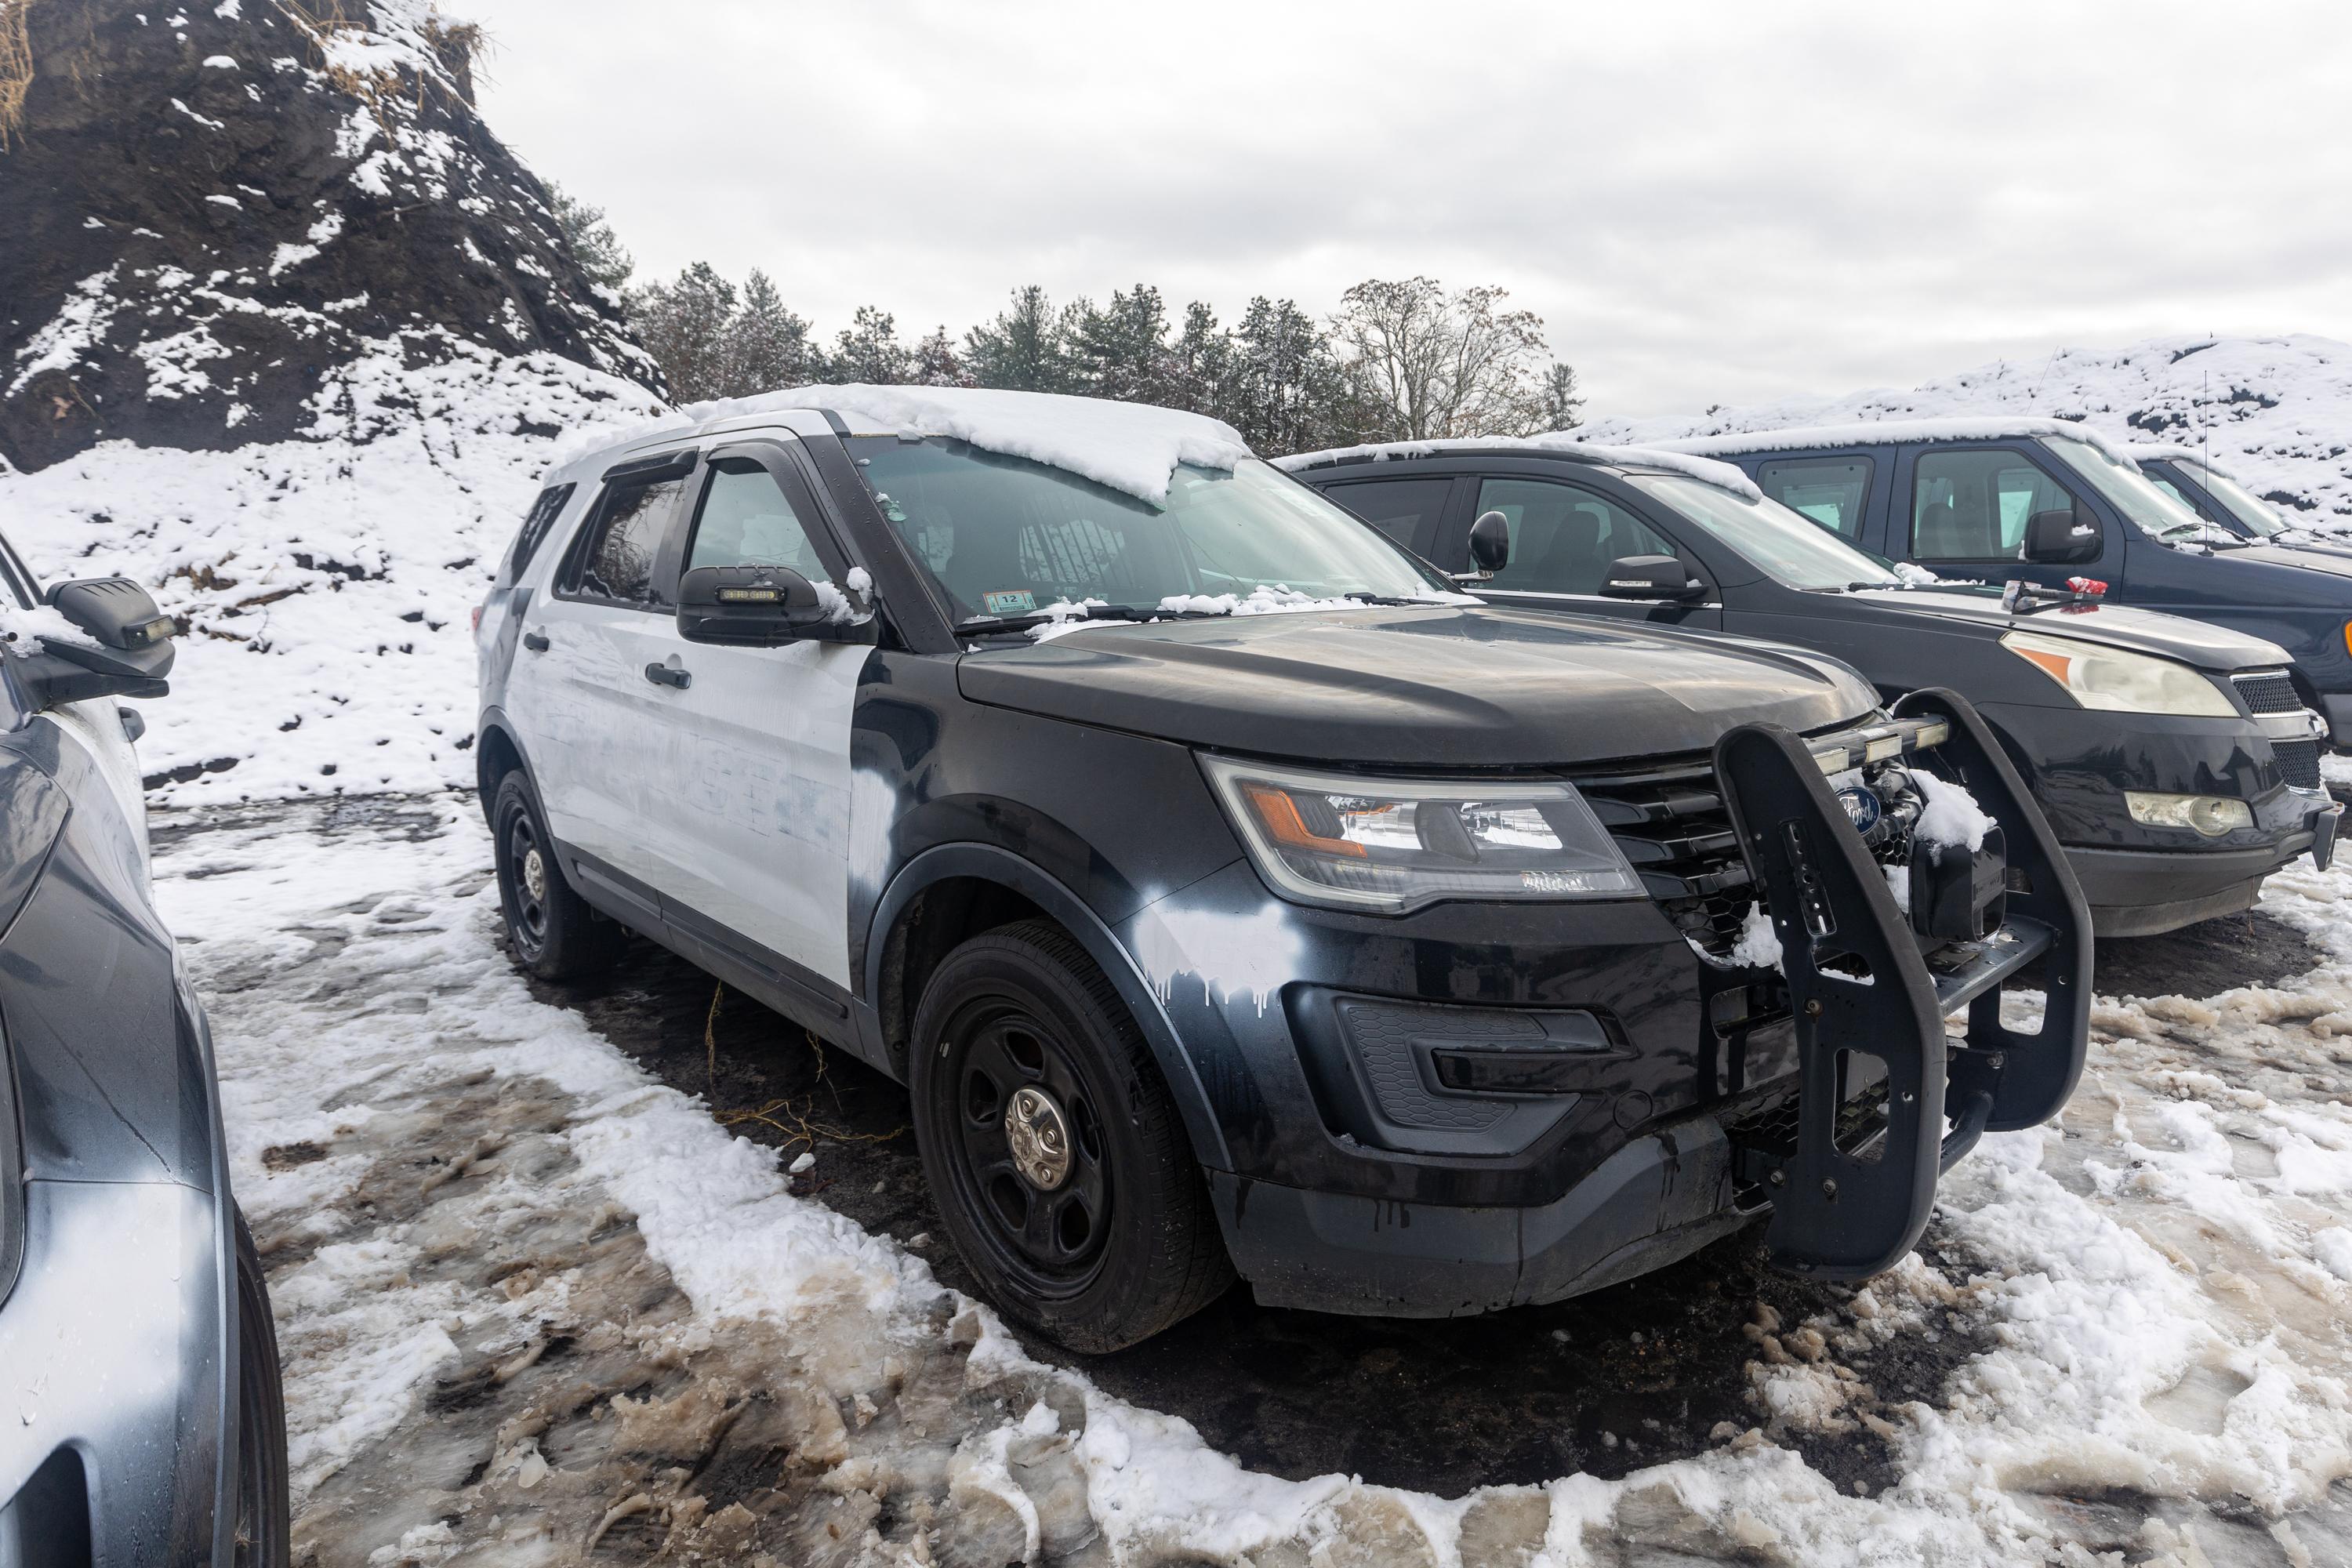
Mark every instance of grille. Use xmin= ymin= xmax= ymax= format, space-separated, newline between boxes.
xmin=1577 ymin=761 xmax=1755 ymax=956
xmin=2275 ymin=738 xmax=2323 ymax=791
xmin=2234 ymin=670 xmax=2304 ymax=716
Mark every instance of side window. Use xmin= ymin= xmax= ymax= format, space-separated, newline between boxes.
xmin=1757 ymin=457 xmax=1873 ymax=538
xmin=1475 ymin=477 xmax=1679 ymax=595
xmin=502 ymin=482 xmax=577 ymax=586
xmin=2146 ymin=471 xmax=2194 ymax=507
xmin=1911 ymin=448 xmax=2079 ymax=561
xmin=684 ymin=460 xmax=832 ymax=583
xmin=1321 ymin=477 xmax=1453 ymax=552
xmin=569 ymin=474 xmax=686 ymax=606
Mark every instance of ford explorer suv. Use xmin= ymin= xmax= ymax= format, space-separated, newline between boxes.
xmin=0 ymin=540 xmax=289 ymax=1565
xmin=1283 ymin=440 xmax=2339 ymax=936
xmin=2134 ymin=445 xmax=2352 ymax=559
xmin=474 ymin=387 xmax=2090 ymax=1352
xmin=1652 ymin=418 xmax=2352 ymax=750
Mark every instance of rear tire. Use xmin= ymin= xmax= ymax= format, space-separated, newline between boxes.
xmin=909 ymin=919 xmax=1232 ymax=1352
xmin=231 ymin=1208 xmax=290 ymax=1568
xmin=492 ymin=771 xmax=622 ymax=981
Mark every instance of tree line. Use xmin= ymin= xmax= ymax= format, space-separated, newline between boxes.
xmin=552 ymin=187 xmax=1583 ymax=458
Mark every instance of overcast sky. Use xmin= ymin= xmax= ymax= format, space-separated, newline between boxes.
xmin=470 ymin=0 xmax=2352 ymax=419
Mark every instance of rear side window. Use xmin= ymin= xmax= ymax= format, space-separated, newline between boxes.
xmin=1757 ymin=457 xmax=1872 ymax=538
xmin=1911 ymin=448 xmax=2078 ymax=561
xmin=502 ymin=483 xmax=576 ymax=586
xmin=1474 ymin=477 xmax=1678 ymax=595
xmin=1321 ymin=477 xmax=1453 ymax=552
xmin=568 ymin=475 xmax=685 ymax=606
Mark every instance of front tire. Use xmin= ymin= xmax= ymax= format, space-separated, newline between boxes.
xmin=231 ymin=1208 xmax=290 ymax=1568
xmin=909 ymin=920 xmax=1232 ymax=1352
xmin=491 ymin=771 xmax=622 ymax=981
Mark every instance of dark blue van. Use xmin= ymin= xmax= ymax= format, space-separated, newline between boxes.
xmin=1665 ymin=419 xmax=2352 ymax=746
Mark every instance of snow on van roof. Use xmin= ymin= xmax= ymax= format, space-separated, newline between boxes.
xmin=553 ymin=385 xmax=1254 ymax=506
xmin=1272 ymin=434 xmax=1762 ymax=500
xmin=1651 ymin=416 xmax=2136 ymax=464
xmin=2126 ymin=441 xmax=2252 ymax=483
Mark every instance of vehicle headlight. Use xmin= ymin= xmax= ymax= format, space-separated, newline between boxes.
xmin=1200 ymin=755 xmax=1642 ymax=914
xmin=2001 ymin=630 xmax=2236 ymax=717
xmin=2125 ymin=791 xmax=2254 ymax=837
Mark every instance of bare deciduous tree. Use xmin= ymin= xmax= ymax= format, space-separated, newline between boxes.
xmin=1329 ymin=278 xmax=1549 ymax=441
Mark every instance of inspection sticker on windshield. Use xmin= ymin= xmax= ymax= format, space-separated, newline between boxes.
xmin=982 ymin=590 xmax=1036 ymax=615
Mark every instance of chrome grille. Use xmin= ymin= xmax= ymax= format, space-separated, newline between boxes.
xmin=2234 ymin=670 xmax=2304 ymax=716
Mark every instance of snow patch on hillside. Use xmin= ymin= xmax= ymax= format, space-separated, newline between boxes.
xmin=1570 ymin=334 xmax=2352 ymax=532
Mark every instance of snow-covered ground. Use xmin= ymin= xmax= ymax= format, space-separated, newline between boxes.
xmin=158 ymin=795 xmax=2352 ymax=1566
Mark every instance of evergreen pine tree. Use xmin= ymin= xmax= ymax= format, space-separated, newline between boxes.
xmin=630 ymin=261 xmax=738 ymax=403
xmin=1065 ymin=284 xmax=1171 ymax=404
xmin=914 ymin=325 xmax=972 ymax=387
xmin=1166 ymin=300 xmax=1236 ymax=416
xmin=1536 ymin=361 xmax=1584 ymax=432
xmin=964 ymin=286 xmax=1065 ymax=392
xmin=545 ymin=182 xmax=634 ymax=297
xmin=832 ymin=306 xmax=913 ymax=384
xmin=721 ymin=270 xmax=818 ymax=397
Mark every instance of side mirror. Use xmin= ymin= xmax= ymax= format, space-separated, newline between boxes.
xmin=1463 ymin=510 xmax=1512 ymax=578
xmin=2 ymin=577 xmax=176 ymax=712
xmin=1600 ymin=554 xmax=1705 ymax=601
xmin=677 ymin=564 xmax=872 ymax=646
xmin=2021 ymin=508 xmax=2100 ymax=564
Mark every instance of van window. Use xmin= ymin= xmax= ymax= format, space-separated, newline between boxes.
xmin=1911 ymin=449 xmax=2078 ymax=561
xmin=1757 ymin=458 xmax=1872 ymax=538
xmin=1474 ymin=477 xmax=1679 ymax=595
xmin=1321 ymin=477 xmax=1452 ymax=552
xmin=572 ymin=474 xmax=684 ymax=606
xmin=684 ymin=460 xmax=831 ymax=582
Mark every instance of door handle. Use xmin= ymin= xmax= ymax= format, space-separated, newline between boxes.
xmin=521 ymin=630 xmax=550 ymax=652
xmin=644 ymin=662 xmax=691 ymax=690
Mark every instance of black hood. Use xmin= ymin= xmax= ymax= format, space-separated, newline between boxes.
xmin=957 ymin=605 xmax=1878 ymax=768
xmin=1843 ymin=589 xmax=2291 ymax=671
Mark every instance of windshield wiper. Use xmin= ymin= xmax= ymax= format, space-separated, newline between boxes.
xmin=953 ymin=603 xmax=1149 ymax=636
xmin=1340 ymin=590 xmax=1425 ymax=606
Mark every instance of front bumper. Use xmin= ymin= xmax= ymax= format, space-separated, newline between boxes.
xmin=0 ymin=1179 xmax=230 ymax=1563
xmin=2067 ymin=835 xmax=2325 ymax=937
xmin=1138 ymin=693 xmax=2089 ymax=1310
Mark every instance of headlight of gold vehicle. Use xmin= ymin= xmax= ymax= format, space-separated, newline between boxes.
xmin=1199 ymin=756 xmax=1642 ymax=914
xmin=2125 ymin=791 xmax=2254 ymax=837
xmin=2001 ymin=630 xmax=2236 ymax=716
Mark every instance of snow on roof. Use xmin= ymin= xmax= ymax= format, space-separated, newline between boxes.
xmin=2125 ymin=441 xmax=2250 ymax=483
xmin=1652 ymin=416 xmax=2136 ymax=464
xmin=1273 ymin=434 xmax=1762 ymax=500
xmin=556 ymin=386 xmax=1254 ymax=506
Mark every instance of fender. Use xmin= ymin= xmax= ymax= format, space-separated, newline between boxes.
xmin=865 ymin=842 xmax=1234 ymax=1174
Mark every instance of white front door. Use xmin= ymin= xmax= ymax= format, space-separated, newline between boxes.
xmin=631 ymin=446 xmax=866 ymax=989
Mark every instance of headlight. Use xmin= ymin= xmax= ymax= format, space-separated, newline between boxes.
xmin=2125 ymin=791 xmax=2254 ymax=837
xmin=2001 ymin=630 xmax=2236 ymax=717
xmin=1200 ymin=756 xmax=1642 ymax=914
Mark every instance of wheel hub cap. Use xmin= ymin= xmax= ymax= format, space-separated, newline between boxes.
xmin=521 ymin=846 xmax=547 ymax=904
xmin=1004 ymin=1085 xmax=1073 ymax=1191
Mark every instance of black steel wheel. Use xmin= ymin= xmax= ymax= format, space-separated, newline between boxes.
xmin=230 ymin=1208 xmax=290 ymax=1568
xmin=909 ymin=920 xmax=1232 ymax=1352
xmin=491 ymin=771 xmax=621 ymax=981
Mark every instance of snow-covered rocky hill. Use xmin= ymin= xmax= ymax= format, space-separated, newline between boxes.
xmin=0 ymin=0 xmax=665 ymax=800
xmin=1574 ymin=334 xmax=2352 ymax=532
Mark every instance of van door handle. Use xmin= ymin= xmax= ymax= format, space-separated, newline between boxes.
xmin=521 ymin=630 xmax=550 ymax=652
xmin=644 ymin=662 xmax=691 ymax=690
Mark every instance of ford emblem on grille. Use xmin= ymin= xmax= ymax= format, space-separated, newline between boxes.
xmin=1837 ymin=786 xmax=1881 ymax=833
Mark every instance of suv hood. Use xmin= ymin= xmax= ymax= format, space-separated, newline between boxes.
xmin=958 ymin=604 xmax=1877 ymax=768
xmin=1845 ymin=589 xmax=2292 ymax=671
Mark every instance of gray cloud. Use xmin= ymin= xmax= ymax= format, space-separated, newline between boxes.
xmin=473 ymin=0 xmax=2352 ymax=416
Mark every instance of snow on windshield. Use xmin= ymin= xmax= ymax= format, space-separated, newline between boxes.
xmin=568 ymin=385 xmax=1254 ymax=506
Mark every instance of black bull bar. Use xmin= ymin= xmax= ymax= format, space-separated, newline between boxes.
xmin=1712 ymin=688 xmax=2092 ymax=1278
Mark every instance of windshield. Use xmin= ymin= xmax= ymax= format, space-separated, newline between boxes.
xmin=847 ymin=439 xmax=1455 ymax=626
xmin=1626 ymin=473 xmax=1900 ymax=591
xmin=2038 ymin=437 xmax=2215 ymax=542
xmin=2179 ymin=458 xmax=2292 ymax=539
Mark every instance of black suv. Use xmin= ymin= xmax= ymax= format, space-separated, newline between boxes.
xmin=476 ymin=390 xmax=2090 ymax=1351
xmin=0 ymin=538 xmax=289 ymax=1564
xmin=1285 ymin=440 xmax=2339 ymax=936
